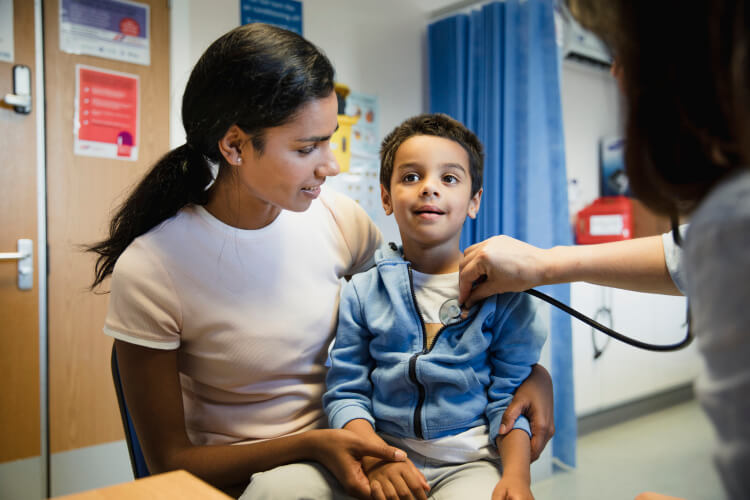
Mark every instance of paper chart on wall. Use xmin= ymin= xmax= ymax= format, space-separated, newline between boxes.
xmin=346 ymin=91 xmax=380 ymax=157
xmin=74 ymin=65 xmax=139 ymax=161
xmin=327 ymin=155 xmax=381 ymax=219
xmin=327 ymin=91 xmax=382 ymax=220
xmin=60 ymin=0 xmax=150 ymax=66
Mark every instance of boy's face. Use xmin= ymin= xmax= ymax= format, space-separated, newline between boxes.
xmin=381 ymin=135 xmax=482 ymax=249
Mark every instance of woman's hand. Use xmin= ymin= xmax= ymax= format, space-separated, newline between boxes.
xmin=459 ymin=235 xmax=549 ymax=309
xmin=492 ymin=475 xmax=535 ymax=500
xmin=498 ymin=365 xmax=555 ymax=461
xmin=366 ymin=458 xmax=430 ymax=500
xmin=306 ymin=428 xmax=407 ymax=499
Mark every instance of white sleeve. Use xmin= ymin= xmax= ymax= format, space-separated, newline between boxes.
xmin=103 ymin=238 xmax=182 ymax=350
xmin=320 ymin=189 xmax=383 ymax=275
xmin=661 ymin=223 xmax=689 ymax=294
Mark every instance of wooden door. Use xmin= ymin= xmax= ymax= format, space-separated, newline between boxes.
xmin=43 ymin=0 xmax=170 ymax=494
xmin=0 ymin=1 xmax=42 ymax=498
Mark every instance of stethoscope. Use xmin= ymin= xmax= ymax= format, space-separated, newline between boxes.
xmin=439 ymin=225 xmax=694 ymax=353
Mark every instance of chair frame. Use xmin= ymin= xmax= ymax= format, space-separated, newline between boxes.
xmin=111 ymin=343 xmax=150 ymax=478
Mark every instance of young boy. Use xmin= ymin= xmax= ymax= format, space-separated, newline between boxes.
xmin=323 ymin=114 xmax=546 ymax=499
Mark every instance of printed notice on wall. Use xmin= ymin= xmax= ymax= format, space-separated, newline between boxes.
xmin=0 ymin=0 xmax=13 ymax=63
xmin=60 ymin=0 xmax=150 ymax=66
xmin=74 ymin=65 xmax=139 ymax=161
xmin=241 ymin=0 xmax=302 ymax=35
xmin=326 ymin=91 xmax=382 ymax=220
xmin=346 ymin=92 xmax=380 ymax=157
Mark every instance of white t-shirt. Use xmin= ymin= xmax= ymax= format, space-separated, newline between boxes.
xmin=104 ymin=188 xmax=382 ymax=446
xmin=411 ymin=270 xmax=459 ymax=324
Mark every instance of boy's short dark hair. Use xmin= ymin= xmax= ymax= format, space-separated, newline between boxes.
xmin=380 ymin=113 xmax=484 ymax=196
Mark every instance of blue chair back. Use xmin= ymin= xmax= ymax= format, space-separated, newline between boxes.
xmin=111 ymin=345 xmax=150 ymax=478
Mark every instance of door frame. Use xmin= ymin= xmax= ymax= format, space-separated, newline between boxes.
xmin=33 ymin=0 xmax=48 ymax=496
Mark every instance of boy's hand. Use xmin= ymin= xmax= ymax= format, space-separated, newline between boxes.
xmin=491 ymin=475 xmax=535 ymax=500
xmin=365 ymin=458 xmax=430 ymax=500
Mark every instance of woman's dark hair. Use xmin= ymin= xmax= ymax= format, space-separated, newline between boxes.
xmin=567 ymin=0 xmax=750 ymax=216
xmin=88 ymin=23 xmax=335 ymax=288
xmin=380 ymin=113 xmax=484 ymax=196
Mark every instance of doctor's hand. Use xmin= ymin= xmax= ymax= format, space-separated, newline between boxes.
xmin=459 ymin=236 xmax=549 ymax=309
xmin=499 ymin=364 xmax=555 ymax=462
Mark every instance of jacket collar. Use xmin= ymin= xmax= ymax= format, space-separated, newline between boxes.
xmin=375 ymin=242 xmax=407 ymax=266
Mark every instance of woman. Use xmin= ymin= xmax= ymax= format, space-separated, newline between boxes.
xmin=89 ymin=23 xmax=554 ymax=498
xmin=459 ymin=2 xmax=749 ymax=499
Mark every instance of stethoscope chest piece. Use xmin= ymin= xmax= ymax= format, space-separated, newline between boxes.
xmin=439 ymin=299 xmax=463 ymax=326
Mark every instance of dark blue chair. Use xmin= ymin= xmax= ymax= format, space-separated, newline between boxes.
xmin=111 ymin=344 xmax=150 ymax=478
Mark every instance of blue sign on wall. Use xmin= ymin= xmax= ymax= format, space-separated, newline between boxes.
xmin=241 ymin=0 xmax=302 ymax=35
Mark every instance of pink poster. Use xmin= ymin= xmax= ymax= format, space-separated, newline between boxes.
xmin=74 ymin=65 xmax=139 ymax=161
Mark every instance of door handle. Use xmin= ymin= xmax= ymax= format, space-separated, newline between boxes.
xmin=3 ymin=93 xmax=31 ymax=108
xmin=0 ymin=239 xmax=33 ymax=290
xmin=2 ymin=65 xmax=31 ymax=114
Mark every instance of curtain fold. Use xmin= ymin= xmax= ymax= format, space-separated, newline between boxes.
xmin=429 ymin=0 xmax=576 ymax=468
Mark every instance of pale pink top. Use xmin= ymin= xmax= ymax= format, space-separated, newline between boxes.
xmin=104 ymin=189 xmax=382 ymax=445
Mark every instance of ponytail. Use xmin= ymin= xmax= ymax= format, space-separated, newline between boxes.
xmin=87 ymin=144 xmax=214 ymax=289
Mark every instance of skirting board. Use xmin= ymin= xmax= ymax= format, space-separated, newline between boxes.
xmin=577 ymin=383 xmax=694 ymax=437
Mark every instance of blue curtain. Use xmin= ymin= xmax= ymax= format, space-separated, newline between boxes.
xmin=429 ymin=0 xmax=575 ymax=468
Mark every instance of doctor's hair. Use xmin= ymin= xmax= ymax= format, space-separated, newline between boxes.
xmin=379 ymin=113 xmax=484 ymax=196
xmin=566 ymin=0 xmax=750 ymax=216
xmin=87 ymin=23 xmax=335 ymax=289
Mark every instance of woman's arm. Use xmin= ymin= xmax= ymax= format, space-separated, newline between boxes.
xmin=115 ymin=340 xmax=405 ymax=498
xmin=459 ymin=234 xmax=681 ymax=309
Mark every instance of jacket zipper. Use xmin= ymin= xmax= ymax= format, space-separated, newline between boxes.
xmin=406 ymin=263 xmax=478 ymax=439
xmin=407 ymin=264 xmax=427 ymax=439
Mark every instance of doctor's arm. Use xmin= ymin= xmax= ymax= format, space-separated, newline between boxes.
xmin=459 ymin=234 xmax=681 ymax=309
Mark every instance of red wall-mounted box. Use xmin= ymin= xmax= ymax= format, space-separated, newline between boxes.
xmin=575 ymin=196 xmax=633 ymax=244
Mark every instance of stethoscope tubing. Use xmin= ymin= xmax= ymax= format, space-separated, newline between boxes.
xmin=523 ymin=288 xmax=693 ymax=352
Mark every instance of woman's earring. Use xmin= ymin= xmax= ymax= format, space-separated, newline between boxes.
xmin=236 ymin=157 xmax=242 ymax=166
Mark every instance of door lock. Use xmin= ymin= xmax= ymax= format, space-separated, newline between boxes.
xmin=2 ymin=65 xmax=31 ymax=114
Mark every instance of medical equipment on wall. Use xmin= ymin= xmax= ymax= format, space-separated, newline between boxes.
xmin=575 ymin=195 xmax=634 ymax=244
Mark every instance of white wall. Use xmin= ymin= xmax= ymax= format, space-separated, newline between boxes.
xmin=560 ymin=60 xmax=623 ymax=216
xmin=169 ymin=0 xmax=428 ymax=242
xmin=559 ymin=59 xmax=700 ymax=416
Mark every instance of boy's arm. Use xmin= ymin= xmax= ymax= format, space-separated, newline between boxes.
xmin=492 ymin=430 xmax=533 ymax=500
xmin=485 ymin=293 xmax=547 ymax=443
xmin=323 ymin=279 xmax=377 ymax=430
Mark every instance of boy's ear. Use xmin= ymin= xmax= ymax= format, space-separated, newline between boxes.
xmin=467 ymin=188 xmax=483 ymax=219
xmin=217 ymin=124 xmax=248 ymax=165
xmin=380 ymin=184 xmax=393 ymax=215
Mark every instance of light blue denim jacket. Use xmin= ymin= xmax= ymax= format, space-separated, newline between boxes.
xmin=323 ymin=244 xmax=547 ymax=444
